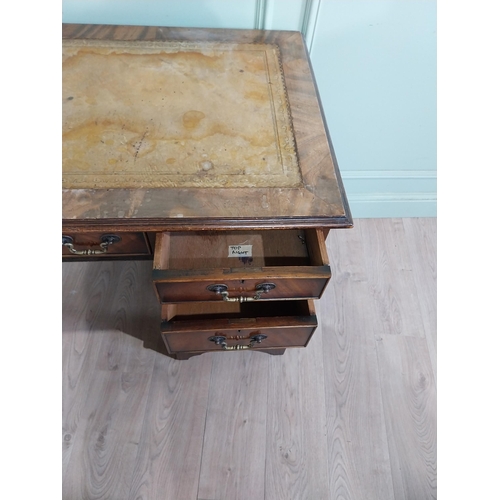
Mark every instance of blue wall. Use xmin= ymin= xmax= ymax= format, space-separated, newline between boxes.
xmin=62 ymin=0 xmax=259 ymax=29
xmin=62 ymin=0 xmax=436 ymax=218
xmin=311 ymin=1 xmax=436 ymax=217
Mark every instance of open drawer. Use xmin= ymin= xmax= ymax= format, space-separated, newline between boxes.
xmin=152 ymin=229 xmax=330 ymax=303
xmin=161 ymin=300 xmax=317 ymax=354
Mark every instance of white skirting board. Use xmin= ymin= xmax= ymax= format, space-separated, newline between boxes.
xmin=341 ymin=170 xmax=437 ymax=218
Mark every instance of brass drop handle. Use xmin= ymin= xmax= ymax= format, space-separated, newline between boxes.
xmin=62 ymin=234 xmax=121 ymax=255
xmin=206 ymin=283 xmax=276 ymax=302
xmin=208 ymin=334 xmax=268 ymax=350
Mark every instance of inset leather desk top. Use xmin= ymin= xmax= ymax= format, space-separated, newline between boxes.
xmin=62 ymin=24 xmax=352 ymax=230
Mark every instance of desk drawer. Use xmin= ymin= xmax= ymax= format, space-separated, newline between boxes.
xmin=161 ymin=300 xmax=317 ymax=354
xmin=152 ymin=229 xmax=330 ymax=303
xmin=62 ymin=231 xmax=151 ymax=257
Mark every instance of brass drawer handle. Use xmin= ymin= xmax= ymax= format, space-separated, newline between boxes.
xmin=208 ymin=334 xmax=268 ymax=350
xmin=206 ymin=283 xmax=276 ymax=302
xmin=62 ymin=234 xmax=121 ymax=255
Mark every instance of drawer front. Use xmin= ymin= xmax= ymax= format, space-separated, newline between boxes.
xmin=160 ymin=300 xmax=317 ymax=354
xmin=154 ymin=274 xmax=329 ymax=303
xmin=62 ymin=232 xmax=151 ymax=257
xmin=162 ymin=325 xmax=316 ymax=353
xmin=152 ymin=229 xmax=330 ymax=303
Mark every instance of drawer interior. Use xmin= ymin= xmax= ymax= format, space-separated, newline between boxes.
xmin=154 ymin=229 xmax=328 ymax=270
xmin=162 ymin=300 xmax=314 ymax=323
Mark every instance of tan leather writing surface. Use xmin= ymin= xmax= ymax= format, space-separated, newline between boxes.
xmin=63 ymin=39 xmax=300 ymax=189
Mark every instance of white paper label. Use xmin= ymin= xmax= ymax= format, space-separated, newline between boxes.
xmin=228 ymin=245 xmax=253 ymax=257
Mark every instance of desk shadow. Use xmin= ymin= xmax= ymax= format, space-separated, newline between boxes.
xmin=62 ymin=259 xmax=168 ymax=356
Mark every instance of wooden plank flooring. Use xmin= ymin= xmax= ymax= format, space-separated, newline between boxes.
xmin=62 ymin=218 xmax=437 ymax=500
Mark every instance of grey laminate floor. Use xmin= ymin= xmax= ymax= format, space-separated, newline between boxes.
xmin=62 ymin=218 xmax=437 ymax=500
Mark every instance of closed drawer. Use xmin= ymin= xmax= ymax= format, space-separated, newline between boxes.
xmin=161 ymin=300 xmax=317 ymax=354
xmin=152 ymin=229 xmax=330 ymax=303
xmin=62 ymin=232 xmax=151 ymax=257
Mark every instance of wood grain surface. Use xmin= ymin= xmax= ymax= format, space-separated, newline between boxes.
xmin=265 ymin=329 xmax=331 ymax=499
xmin=320 ymin=223 xmax=395 ymax=499
xmin=376 ymin=335 xmax=437 ymax=500
xmin=403 ymin=217 xmax=437 ymax=379
xmin=359 ymin=218 xmax=427 ymax=338
xmin=62 ymin=218 xmax=436 ymax=499
xmin=198 ymin=352 xmax=268 ymax=499
xmin=127 ymin=352 xmax=213 ymax=499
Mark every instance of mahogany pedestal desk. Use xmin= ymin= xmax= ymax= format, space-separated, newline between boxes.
xmin=62 ymin=24 xmax=352 ymax=360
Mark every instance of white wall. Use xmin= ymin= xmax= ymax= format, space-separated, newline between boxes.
xmin=62 ymin=0 xmax=436 ymax=217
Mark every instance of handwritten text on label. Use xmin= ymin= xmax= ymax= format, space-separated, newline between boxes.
xmin=228 ymin=245 xmax=253 ymax=257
